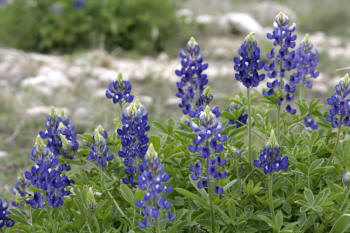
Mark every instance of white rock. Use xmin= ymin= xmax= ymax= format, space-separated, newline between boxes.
xmin=252 ymin=2 xmax=296 ymax=24
xmin=196 ymin=14 xmax=215 ymax=25
xmin=0 ymin=151 xmax=8 ymax=158
xmin=25 ymin=106 xmax=70 ymax=117
xmin=166 ymin=97 xmax=179 ymax=106
xmin=140 ymin=96 xmax=153 ymax=105
xmin=22 ymin=67 xmax=72 ymax=90
xmin=219 ymin=13 xmax=263 ymax=35
xmin=176 ymin=8 xmax=193 ymax=24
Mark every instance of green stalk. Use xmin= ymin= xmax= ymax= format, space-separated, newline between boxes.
xmin=234 ymin=151 xmax=241 ymax=195
xmin=206 ymin=141 xmax=216 ymax=233
xmin=268 ymin=174 xmax=275 ymax=224
xmin=247 ymin=88 xmax=253 ymax=168
xmin=330 ymin=120 xmax=342 ymax=163
xmin=340 ymin=186 xmax=349 ymax=215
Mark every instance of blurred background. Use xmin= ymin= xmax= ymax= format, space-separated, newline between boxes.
xmin=0 ymin=0 xmax=350 ymax=199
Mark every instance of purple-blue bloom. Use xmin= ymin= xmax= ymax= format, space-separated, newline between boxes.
xmin=0 ymin=198 xmax=15 ymax=228
xmin=233 ymin=32 xmax=265 ymax=88
xmin=263 ymin=12 xmax=297 ymax=114
xmin=326 ymin=74 xmax=350 ymax=128
xmin=136 ymin=144 xmax=176 ymax=228
xmin=88 ymin=126 xmax=114 ymax=168
xmin=105 ymin=73 xmax=134 ymax=105
xmin=304 ymin=114 xmax=318 ymax=130
xmin=188 ymin=106 xmax=227 ymax=193
xmin=118 ymin=100 xmax=150 ymax=187
xmin=39 ymin=108 xmax=79 ymax=159
xmin=24 ymin=145 xmax=73 ymax=208
xmin=254 ymin=130 xmax=289 ymax=174
xmin=290 ymin=34 xmax=319 ymax=88
xmin=226 ymin=102 xmax=248 ymax=128
xmin=73 ymin=0 xmax=85 ymax=9
xmin=175 ymin=37 xmax=211 ymax=117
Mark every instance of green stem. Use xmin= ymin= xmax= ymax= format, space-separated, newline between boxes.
xmin=92 ymin=213 xmax=100 ymax=233
xmin=340 ymin=186 xmax=349 ymax=214
xmin=234 ymin=151 xmax=241 ymax=195
xmin=247 ymin=88 xmax=253 ymax=168
xmin=46 ymin=205 xmax=53 ymax=233
xmin=107 ymin=191 xmax=129 ymax=222
xmin=330 ymin=121 xmax=342 ymax=163
xmin=206 ymin=141 xmax=216 ymax=233
xmin=268 ymin=174 xmax=275 ymax=225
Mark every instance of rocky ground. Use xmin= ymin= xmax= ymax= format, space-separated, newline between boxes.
xmin=1 ymin=3 xmax=350 ymax=198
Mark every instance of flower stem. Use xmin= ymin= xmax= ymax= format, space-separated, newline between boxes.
xmin=206 ymin=141 xmax=216 ymax=233
xmin=234 ymin=151 xmax=241 ymax=195
xmin=330 ymin=121 xmax=342 ymax=163
xmin=268 ymin=174 xmax=275 ymax=224
xmin=247 ymin=88 xmax=253 ymax=168
xmin=340 ymin=186 xmax=349 ymax=215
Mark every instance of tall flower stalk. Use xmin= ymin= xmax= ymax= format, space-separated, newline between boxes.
xmin=263 ymin=12 xmax=298 ymax=143
xmin=188 ymin=105 xmax=227 ymax=232
xmin=254 ymin=130 xmax=289 ymax=224
xmin=233 ymin=32 xmax=265 ymax=167
xmin=326 ymin=73 xmax=350 ymax=162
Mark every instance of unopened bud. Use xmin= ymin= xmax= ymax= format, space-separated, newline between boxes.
xmin=86 ymin=187 xmax=96 ymax=210
xmin=267 ymin=129 xmax=278 ymax=147
xmin=342 ymin=73 xmax=350 ymax=88
xmin=200 ymin=105 xmax=215 ymax=125
xmin=187 ymin=36 xmax=198 ymax=48
xmin=274 ymin=12 xmax=289 ymax=27
xmin=146 ymin=143 xmax=158 ymax=160
xmin=344 ymin=171 xmax=350 ymax=185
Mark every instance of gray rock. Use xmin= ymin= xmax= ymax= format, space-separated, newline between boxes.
xmin=218 ymin=13 xmax=263 ymax=35
xmin=196 ymin=14 xmax=215 ymax=25
xmin=251 ymin=2 xmax=296 ymax=24
xmin=0 ymin=151 xmax=8 ymax=158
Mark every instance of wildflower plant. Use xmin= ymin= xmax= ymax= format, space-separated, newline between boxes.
xmin=118 ymin=99 xmax=150 ymax=186
xmin=234 ymin=32 xmax=265 ymax=167
xmin=327 ymin=73 xmax=350 ymax=162
xmin=263 ymin=12 xmax=298 ymax=143
xmin=7 ymin=14 xmax=350 ymax=233
xmin=135 ymin=144 xmax=176 ymax=230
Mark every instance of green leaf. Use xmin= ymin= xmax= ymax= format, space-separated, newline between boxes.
xmin=120 ymin=183 xmax=134 ymax=206
xmin=149 ymin=135 xmax=161 ymax=151
xmin=330 ymin=214 xmax=350 ymax=233
xmin=7 ymin=208 xmax=29 ymax=225
xmin=175 ymin=188 xmax=208 ymax=208
xmin=275 ymin=210 xmax=283 ymax=230
xmin=304 ymin=188 xmax=315 ymax=205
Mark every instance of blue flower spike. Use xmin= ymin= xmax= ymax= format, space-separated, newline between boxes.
xmin=175 ymin=36 xmax=211 ymax=118
xmin=254 ymin=130 xmax=289 ymax=174
xmin=263 ymin=12 xmax=298 ymax=115
xmin=136 ymin=144 xmax=176 ymax=229
xmin=106 ymin=73 xmax=134 ymax=105
xmin=0 ymin=197 xmax=15 ymax=229
xmin=88 ymin=125 xmax=114 ymax=168
xmin=233 ymin=32 xmax=265 ymax=88
xmin=291 ymin=34 xmax=319 ymax=89
xmin=118 ymin=99 xmax=150 ymax=187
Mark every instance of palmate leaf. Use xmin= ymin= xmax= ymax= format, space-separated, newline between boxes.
xmin=175 ymin=188 xmax=208 ymax=208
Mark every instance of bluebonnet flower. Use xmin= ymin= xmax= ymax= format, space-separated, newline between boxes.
xmin=326 ymin=73 xmax=350 ymax=128
xmin=39 ymin=108 xmax=79 ymax=159
xmin=263 ymin=12 xmax=297 ymax=114
xmin=226 ymin=102 xmax=248 ymax=128
xmin=254 ymin=130 xmax=289 ymax=174
xmin=344 ymin=171 xmax=350 ymax=185
xmin=12 ymin=175 xmax=30 ymax=198
xmin=188 ymin=106 xmax=227 ymax=194
xmin=304 ymin=114 xmax=318 ymax=130
xmin=290 ymin=34 xmax=319 ymax=88
xmin=175 ymin=37 xmax=211 ymax=117
xmin=88 ymin=125 xmax=114 ymax=168
xmin=0 ymin=198 xmax=15 ymax=228
xmin=73 ymin=0 xmax=85 ymax=9
xmin=118 ymin=99 xmax=150 ymax=186
xmin=105 ymin=73 xmax=134 ymax=105
xmin=233 ymin=32 xmax=265 ymax=88
xmin=24 ymin=136 xmax=73 ymax=208
xmin=50 ymin=3 xmax=64 ymax=15
xmin=135 ymin=144 xmax=176 ymax=228
xmin=0 ymin=0 xmax=7 ymax=6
